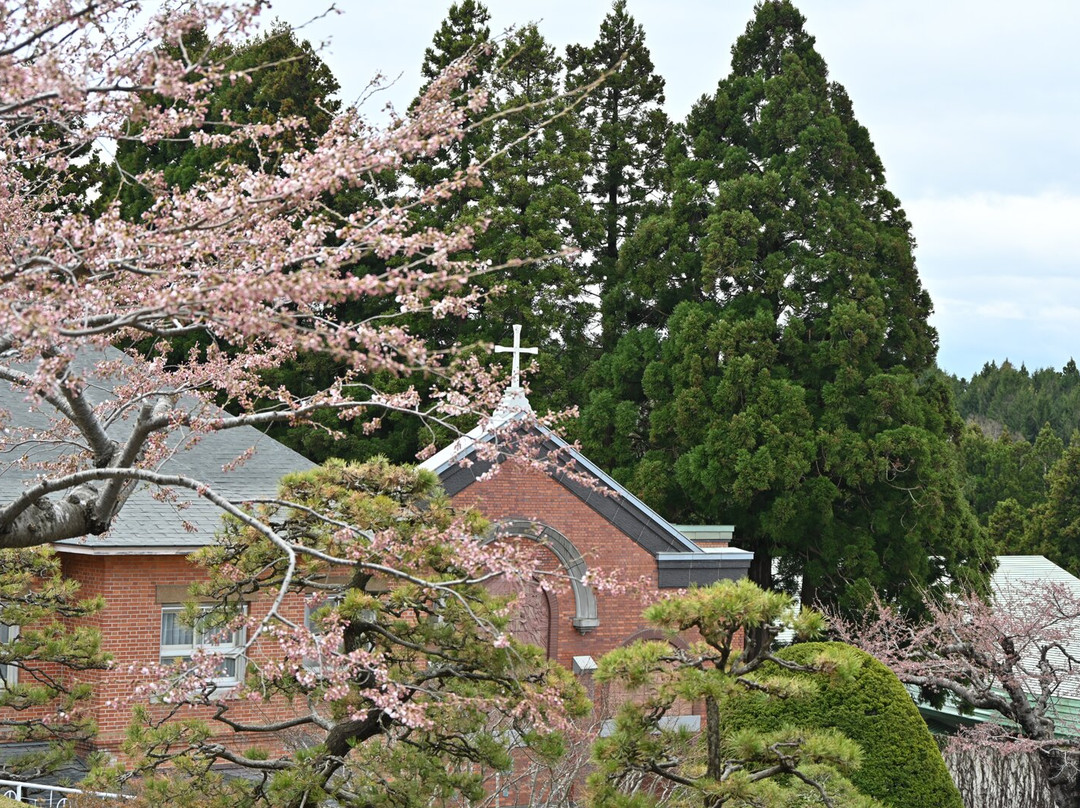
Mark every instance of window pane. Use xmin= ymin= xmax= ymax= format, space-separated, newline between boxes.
xmin=161 ymin=611 xmax=193 ymax=647
xmin=216 ymin=657 xmax=237 ymax=679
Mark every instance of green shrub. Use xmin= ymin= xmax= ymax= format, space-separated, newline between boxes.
xmin=722 ymin=642 xmax=962 ymax=808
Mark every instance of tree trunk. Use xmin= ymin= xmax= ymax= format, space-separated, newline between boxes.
xmin=704 ymin=693 xmax=722 ymax=808
xmin=744 ymin=547 xmax=773 ymax=658
xmin=945 ymin=746 xmax=1052 ymax=808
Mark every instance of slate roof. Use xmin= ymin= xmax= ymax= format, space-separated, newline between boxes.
xmin=0 ymin=348 xmax=315 ymax=553
xmin=419 ymin=387 xmax=752 ymax=586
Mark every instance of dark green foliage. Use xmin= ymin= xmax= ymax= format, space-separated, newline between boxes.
xmin=415 ymin=0 xmax=498 ymax=182
xmin=959 ymin=423 xmax=1061 ymax=525
xmin=951 ymin=359 xmax=1080 ymax=445
xmin=565 ymin=0 xmax=672 ymax=349
xmin=723 ymin=642 xmax=962 ymax=808
xmin=590 ymin=581 xmax=882 ymax=808
xmin=407 ymin=10 xmax=599 ymax=420
xmin=469 ymin=23 xmax=599 ymax=412
xmin=100 ymin=23 xmax=341 ymax=221
xmin=1020 ymin=436 xmax=1080 ymax=573
xmin=578 ymin=0 xmax=991 ymax=613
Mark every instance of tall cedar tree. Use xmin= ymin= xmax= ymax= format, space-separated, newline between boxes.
xmin=101 ymin=23 xmax=341 ymax=221
xmin=565 ymin=0 xmax=671 ymax=350
xmin=408 ymin=9 xmax=597 ymax=419
xmin=580 ymin=0 xmax=991 ymax=613
xmin=469 ymin=24 xmax=598 ymax=413
xmin=410 ymin=0 xmax=498 ymax=230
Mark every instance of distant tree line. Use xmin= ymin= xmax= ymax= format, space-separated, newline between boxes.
xmin=949 ymin=359 xmax=1080 ymax=444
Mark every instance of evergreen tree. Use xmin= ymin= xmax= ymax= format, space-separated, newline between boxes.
xmin=1022 ymin=436 xmax=1080 ymax=574
xmin=565 ymin=0 xmax=671 ymax=349
xmin=410 ymin=0 xmax=498 ymax=225
xmin=116 ymin=460 xmax=586 ymax=808
xmin=0 ymin=549 xmax=109 ymax=780
xmin=100 ymin=23 xmax=341 ymax=221
xmin=580 ymin=0 xmax=990 ymax=613
xmin=959 ymin=425 xmax=1053 ymax=523
xmin=590 ymin=581 xmax=883 ymax=808
xmin=950 ymin=358 xmax=1080 ymax=444
xmin=408 ymin=13 xmax=598 ymax=416
xmin=470 ymin=24 xmax=599 ymax=411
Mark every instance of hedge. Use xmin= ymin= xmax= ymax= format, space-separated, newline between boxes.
xmin=722 ymin=641 xmax=962 ymax=808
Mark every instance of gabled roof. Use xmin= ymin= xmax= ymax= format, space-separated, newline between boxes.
xmin=420 ymin=388 xmax=752 ymax=587
xmin=0 ymin=348 xmax=315 ymax=554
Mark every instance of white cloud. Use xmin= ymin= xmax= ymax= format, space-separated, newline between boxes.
xmin=909 ymin=191 xmax=1080 ymax=267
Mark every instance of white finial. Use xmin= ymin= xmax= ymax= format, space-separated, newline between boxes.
xmin=494 ymin=324 xmax=538 ymax=390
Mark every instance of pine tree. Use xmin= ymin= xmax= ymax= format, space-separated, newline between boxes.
xmin=591 ymin=581 xmax=885 ymax=808
xmin=565 ymin=0 xmax=671 ymax=349
xmin=581 ymin=0 xmax=990 ymax=613
xmin=0 ymin=549 xmax=109 ymax=780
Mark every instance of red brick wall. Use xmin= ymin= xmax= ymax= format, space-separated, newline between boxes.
xmin=450 ymin=461 xmax=662 ymax=671
xmin=59 ymin=553 xmax=310 ymax=754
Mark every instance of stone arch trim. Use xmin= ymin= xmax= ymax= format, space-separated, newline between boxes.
xmin=484 ymin=518 xmax=599 ymax=633
xmin=620 ymin=628 xmax=690 ymax=651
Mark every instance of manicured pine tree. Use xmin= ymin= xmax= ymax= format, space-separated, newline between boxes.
xmin=582 ymin=0 xmax=991 ymax=613
xmin=565 ymin=0 xmax=672 ymax=349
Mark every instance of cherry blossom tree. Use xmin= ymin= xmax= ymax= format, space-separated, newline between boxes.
xmin=833 ymin=579 xmax=1080 ymax=808
xmin=0 ymin=0 xmax=520 ymax=553
xmin=0 ymin=2 xmax=610 ymax=801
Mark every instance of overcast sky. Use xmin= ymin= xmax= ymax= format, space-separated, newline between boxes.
xmin=265 ymin=0 xmax=1080 ymax=379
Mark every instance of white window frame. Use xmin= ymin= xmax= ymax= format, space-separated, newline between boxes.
xmin=160 ymin=604 xmax=245 ymax=689
xmin=0 ymin=623 xmax=17 ymax=687
xmin=303 ymin=595 xmax=349 ymax=671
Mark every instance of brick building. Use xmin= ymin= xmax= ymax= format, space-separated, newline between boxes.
xmin=0 ymin=336 xmax=752 ymax=760
xmin=419 ymin=374 xmax=752 ymax=677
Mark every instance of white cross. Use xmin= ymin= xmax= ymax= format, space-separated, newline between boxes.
xmin=494 ymin=324 xmax=538 ymax=390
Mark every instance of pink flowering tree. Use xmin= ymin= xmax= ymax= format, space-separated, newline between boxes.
xmin=109 ymin=458 xmax=588 ymax=808
xmin=0 ymin=0 xmax=604 ymax=799
xmin=833 ymin=581 xmax=1080 ymax=808
xmin=0 ymin=0 xmax=521 ymax=552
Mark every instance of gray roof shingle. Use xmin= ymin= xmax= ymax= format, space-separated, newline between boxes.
xmin=0 ymin=348 xmax=315 ymax=553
